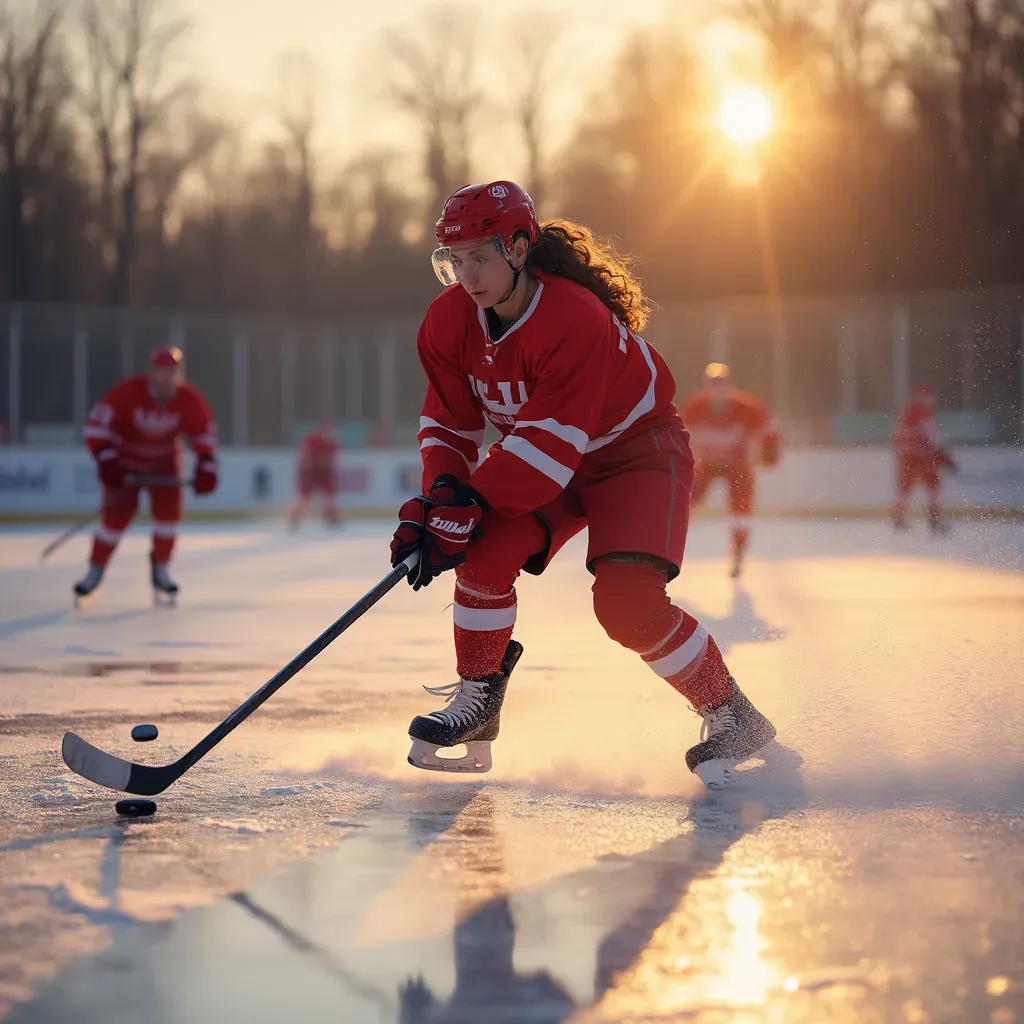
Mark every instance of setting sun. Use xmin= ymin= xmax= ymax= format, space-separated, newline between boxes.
xmin=717 ymin=87 xmax=773 ymax=144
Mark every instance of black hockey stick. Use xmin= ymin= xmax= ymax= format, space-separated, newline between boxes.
xmin=39 ymin=475 xmax=192 ymax=561
xmin=61 ymin=551 xmax=419 ymax=795
xmin=40 ymin=514 xmax=99 ymax=561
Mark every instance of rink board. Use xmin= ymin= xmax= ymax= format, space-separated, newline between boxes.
xmin=0 ymin=445 xmax=1020 ymax=519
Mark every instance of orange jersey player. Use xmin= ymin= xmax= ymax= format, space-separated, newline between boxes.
xmin=386 ymin=180 xmax=776 ymax=789
xmin=891 ymin=384 xmax=956 ymax=532
xmin=73 ymin=346 xmax=219 ymax=605
xmin=680 ymin=363 xmax=782 ymax=578
xmin=289 ymin=421 xmax=342 ymax=530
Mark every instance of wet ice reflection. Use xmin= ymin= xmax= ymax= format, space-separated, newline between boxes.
xmin=588 ymin=852 xmax=783 ymax=1020
xmin=719 ymin=884 xmax=775 ymax=1005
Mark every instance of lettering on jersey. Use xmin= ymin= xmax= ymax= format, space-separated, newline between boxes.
xmin=469 ymin=376 xmax=530 ymax=431
xmin=133 ymin=408 xmax=181 ymax=437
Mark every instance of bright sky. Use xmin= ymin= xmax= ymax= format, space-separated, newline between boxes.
xmin=177 ymin=0 xmax=758 ymax=179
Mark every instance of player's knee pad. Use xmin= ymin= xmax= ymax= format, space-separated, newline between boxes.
xmin=591 ymin=559 xmax=674 ymax=652
xmin=457 ymin=512 xmax=547 ymax=593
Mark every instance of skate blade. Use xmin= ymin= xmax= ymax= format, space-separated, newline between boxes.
xmin=152 ymin=590 xmax=178 ymax=608
xmin=73 ymin=593 xmax=95 ymax=609
xmin=407 ymin=739 xmax=492 ymax=774
xmin=694 ymin=758 xmax=741 ymax=789
xmin=694 ymin=740 xmax=784 ymax=790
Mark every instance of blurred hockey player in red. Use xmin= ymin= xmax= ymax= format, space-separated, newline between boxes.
xmin=74 ymin=346 xmax=218 ymax=605
xmin=289 ymin=420 xmax=342 ymax=530
xmin=387 ymin=181 xmax=777 ymax=790
xmin=680 ymin=363 xmax=781 ymax=578
xmin=891 ymin=384 xmax=956 ymax=533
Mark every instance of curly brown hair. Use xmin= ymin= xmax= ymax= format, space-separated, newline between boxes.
xmin=525 ymin=219 xmax=652 ymax=333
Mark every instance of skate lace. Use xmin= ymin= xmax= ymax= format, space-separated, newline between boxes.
xmin=422 ymin=678 xmax=489 ymax=728
xmin=699 ymin=704 xmax=737 ymax=742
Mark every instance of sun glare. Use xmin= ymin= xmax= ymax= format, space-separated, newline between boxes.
xmin=717 ymin=88 xmax=773 ymax=144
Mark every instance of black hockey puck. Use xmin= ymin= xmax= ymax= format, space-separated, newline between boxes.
xmin=131 ymin=724 xmax=159 ymax=742
xmin=115 ymin=799 xmax=157 ymax=818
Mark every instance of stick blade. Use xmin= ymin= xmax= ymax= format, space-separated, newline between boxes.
xmin=61 ymin=732 xmax=134 ymax=793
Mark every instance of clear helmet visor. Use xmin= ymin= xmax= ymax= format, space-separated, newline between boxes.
xmin=431 ymin=246 xmax=460 ymax=286
xmin=431 ymin=236 xmax=508 ymax=287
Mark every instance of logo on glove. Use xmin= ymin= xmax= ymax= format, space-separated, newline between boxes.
xmin=429 ymin=516 xmax=475 ymax=535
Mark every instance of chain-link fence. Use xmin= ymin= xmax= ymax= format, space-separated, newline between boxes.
xmin=2 ymin=290 xmax=1022 ymax=448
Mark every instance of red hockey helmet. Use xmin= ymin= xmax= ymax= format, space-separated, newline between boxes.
xmin=431 ymin=181 xmax=539 ymax=286
xmin=150 ymin=346 xmax=183 ymax=369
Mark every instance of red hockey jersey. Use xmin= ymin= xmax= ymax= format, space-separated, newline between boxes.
xmin=416 ymin=270 xmax=677 ymax=517
xmin=891 ymin=399 xmax=945 ymax=461
xmin=297 ymin=432 xmax=339 ymax=486
xmin=679 ymin=388 xmax=779 ymax=467
xmin=84 ymin=375 xmax=217 ymax=473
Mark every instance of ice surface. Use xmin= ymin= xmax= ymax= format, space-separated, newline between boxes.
xmin=1 ymin=517 xmax=1023 ymax=1022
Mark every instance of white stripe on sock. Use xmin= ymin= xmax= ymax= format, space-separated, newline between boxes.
xmin=453 ymin=603 xmax=517 ymax=632
xmin=645 ymin=625 xmax=709 ymax=679
xmin=93 ymin=524 xmax=123 ymax=546
xmin=455 ymin=580 xmax=513 ymax=603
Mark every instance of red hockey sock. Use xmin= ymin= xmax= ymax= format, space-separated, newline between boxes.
xmin=592 ymin=561 xmax=734 ymax=710
xmin=89 ymin=522 xmax=125 ymax=568
xmin=453 ymin=580 xmax=517 ymax=679
xmin=151 ymin=522 xmax=178 ymax=564
xmin=644 ymin=622 xmax=733 ymax=710
xmin=730 ymin=518 xmax=751 ymax=558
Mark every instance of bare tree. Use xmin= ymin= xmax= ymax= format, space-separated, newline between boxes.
xmin=0 ymin=0 xmax=70 ymax=300
xmin=732 ymin=0 xmax=826 ymax=88
xmin=903 ymin=0 xmax=1024 ymax=266
xmin=274 ymin=48 xmax=323 ymax=311
xmin=276 ymin=49 xmax=323 ymax=238
xmin=79 ymin=0 xmax=195 ymax=306
xmin=143 ymin=103 xmax=224 ymax=304
xmin=505 ymin=12 xmax=566 ymax=214
xmin=382 ymin=4 xmax=482 ymax=223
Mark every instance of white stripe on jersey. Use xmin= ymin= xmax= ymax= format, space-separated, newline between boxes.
xmin=419 ymin=416 xmax=484 ymax=446
xmin=586 ymin=330 xmax=658 ymax=452
xmin=501 ymin=434 xmax=575 ymax=488
xmin=515 ymin=418 xmax=589 ymax=453
xmin=419 ymin=437 xmax=471 ymax=466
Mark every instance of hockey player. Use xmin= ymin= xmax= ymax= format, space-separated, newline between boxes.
xmin=680 ymin=363 xmax=781 ymax=578
xmin=74 ymin=346 xmax=218 ymax=604
xmin=891 ymin=384 xmax=956 ymax=532
xmin=289 ymin=420 xmax=342 ymax=530
xmin=389 ymin=181 xmax=776 ymax=789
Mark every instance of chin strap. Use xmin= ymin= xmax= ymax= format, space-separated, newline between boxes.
xmin=489 ymin=238 xmax=529 ymax=310
xmin=493 ymin=260 xmax=523 ymax=307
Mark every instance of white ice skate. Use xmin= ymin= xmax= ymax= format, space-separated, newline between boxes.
xmin=685 ymin=679 xmax=777 ymax=789
xmin=407 ymin=641 xmax=522 ymax=773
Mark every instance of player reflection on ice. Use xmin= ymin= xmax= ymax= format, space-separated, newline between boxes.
xmin=397 ymin=796 xmax=575 ymax=1024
